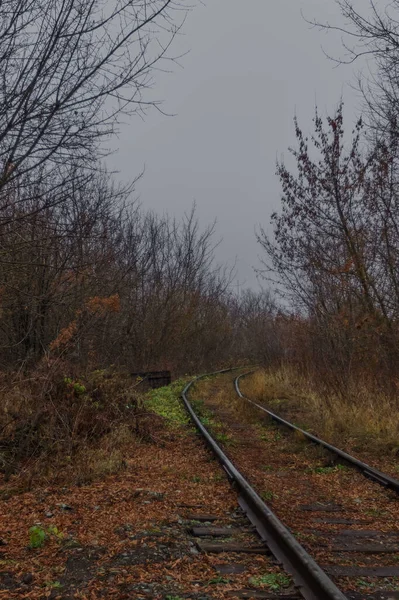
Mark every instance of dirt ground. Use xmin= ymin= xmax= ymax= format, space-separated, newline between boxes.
xmin=0 ymin=382 xmax=289 ymax=600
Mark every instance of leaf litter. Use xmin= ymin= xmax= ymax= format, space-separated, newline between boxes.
xmin=0 ymin=379 xmax=289 ymax=599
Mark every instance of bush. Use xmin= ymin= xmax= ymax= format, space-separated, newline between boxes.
xmin=0 ymin=361 xmax=149 ymax=486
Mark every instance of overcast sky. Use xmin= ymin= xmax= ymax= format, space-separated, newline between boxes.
xmin=107 ymin=0 xmax=365 ymax=290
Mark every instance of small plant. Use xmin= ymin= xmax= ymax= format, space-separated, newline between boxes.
xmin=64 ymin=377 xmax=86 ymax=395
xmin=215 ymin=432 xmax=231 ymax=444
xmin=29 ymin=524 xmax=64 ymax=549
xmin=191 ymin=475 xmax=201 ymax=483
xmin=46 ymin=581 xmax=63 ymax=589
xmin=249 ymin=573 xmax=291 ymax=590
xmin=73 ymin=382 xmax=86 ymax=395
xmin=356 ymin=578 xmax=375 ymax=589
xmin=365 ymin=508 xmax=387 ymax=517
xmin=29 ymin=526 xmax=46 ymax=548
xmin=261 ymin=490 xmax=274 ymax=502
xmin=47 ymin=525 xmax=64 ymax=541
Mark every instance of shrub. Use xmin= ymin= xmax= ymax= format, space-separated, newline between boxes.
xmin=0 ymin=362 xmax=149 ymax=486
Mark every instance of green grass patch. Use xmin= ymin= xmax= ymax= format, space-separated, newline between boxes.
xmin=249 ymin=573 xmax=291 ymax=590
xmin=261 ymin=490 xmax=274 ymax=502
xmin=208 ymin=576 xmax=231 ymax=585
xmin=145 ymin=379 xmax=190 ymax=428
xmin=214 ymin=431 xmax=232 ymax=445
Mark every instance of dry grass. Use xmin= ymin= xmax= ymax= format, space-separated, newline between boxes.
xmin=192 ymin=374 xmax=262 ymax=427
xmin=239 ymin=367 xmax=399 ymax=457
xmin=0 ymin=363 xmax=151 ymax=489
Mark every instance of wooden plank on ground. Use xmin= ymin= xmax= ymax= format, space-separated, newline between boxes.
xmin=324 ymin=566 xmax=399 ymax=577
xmin=186 ymin=514 xmax=219 ymax=522
xmin=332 ymin=544 xmax=399 ymax=553
xmin=345 ymin=592 xmax=399 ymax=599
xmin=197 ymin=542 xmax=269 ymax=554
xmin=215 ymin=564 xmax=247 ymax=574
xmin=226 ymin=591 xmax=300 ymax=599
xmin=191 ymin=526 xmax=242 ymax=537
xmin=299 ymin=504 xmax=342 ymax=512
xmin=312 ymin=518 xmax=366 ymax=524
xmin=338 ymin=530 xmax=399 ymax=538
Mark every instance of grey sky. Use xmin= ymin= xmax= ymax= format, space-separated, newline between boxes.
xmin=107 ymin=0 xmax=364 ymax=290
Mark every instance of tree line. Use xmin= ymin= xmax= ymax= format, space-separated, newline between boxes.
xmin=259 ymin=1 xmax=399 ymax=395
xmin=4 ymin=0 xmax=399 ymax=397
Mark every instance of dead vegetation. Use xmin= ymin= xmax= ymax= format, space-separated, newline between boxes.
xmin=240 ymin=368 xmax=399 ymax=457
xmin=0 ymin=362 xmax=150 ymax=490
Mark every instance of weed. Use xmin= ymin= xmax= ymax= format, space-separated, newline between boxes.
xmin=208 ymin=576 xmax=231 ymax=584
xmin=190 ymin=396 xmax=231 ymax=444
xmin=29 ymin=524 xmax=65 ymax=548
xmin=46 ymin=581 xmax=63 ymax=589
xmin=47 ymin=525 xmax=64 ymax=541
xmin=64 ymin=377 xmax=86 ymax=396
xmin=29 ymin=526 xmax=46 ymax=549
xmin=146 ymin=379 xmax=189 ymax=428
xmin=249 ymin=573 xmax=291 ymax=590
xmin=191 ymin=475 xmax=201 ymax=483
xmin=365 ymin=508 xmax=387 ymax=517
xmin=261 ymin=490 xmax=274 ymax=502
xmin=214 ymin=432 xmax=232 ymax=445
xmin=356 ymin=579 xmax=375 ymax=589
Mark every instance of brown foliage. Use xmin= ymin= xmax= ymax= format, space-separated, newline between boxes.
xmin=258 ymin=103 xmax=399 ymax=395
xmin=49 ymin=295 xmax=121 ymax=352
xmin=0 ymin=363 xmax=148 ymax=486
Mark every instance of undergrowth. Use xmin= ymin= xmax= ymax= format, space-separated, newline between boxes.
xmin=0 ymin=366 xmax=195 ymax=491
xmin=0 ymin=362 xmax=150 ymax=488
xmin=240 ymin=368 xmax=399 ymax=456
xmin=145 ymin=379 xmax=190 ymax=428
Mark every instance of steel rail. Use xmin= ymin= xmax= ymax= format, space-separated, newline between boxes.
xmin=235 ymin=371 xmax=399 ymax=495
xmin=182 ymin=370 xmax=347 ymax=600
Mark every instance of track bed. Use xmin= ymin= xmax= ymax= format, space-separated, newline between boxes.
xmin=188 ymin=371 xmax=399 ymax=600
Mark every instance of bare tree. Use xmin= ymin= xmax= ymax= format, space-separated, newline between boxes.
xmin=258 ymin=103 xmax=399 ymax=389
xmin=308 ymin=1 xmax=399 ymax=136
xmin=0 ymin=0 xmax=186 ymax=193
xmin=229 ymin=288 xmax=279 ymax=365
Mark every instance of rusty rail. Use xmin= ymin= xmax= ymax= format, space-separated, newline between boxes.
xmin=235 ymin=371 xmax=399 ymax=494
xmin=182 ymin=370 xmax=347 ymax=600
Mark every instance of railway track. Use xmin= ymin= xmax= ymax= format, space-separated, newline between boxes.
xmin=234 ymin=372 xmax=399 ymax=495
xmin=183 ymin=370 xmax=399 ymax=600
